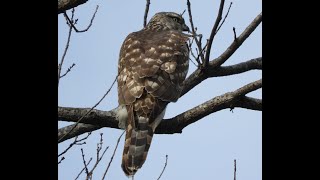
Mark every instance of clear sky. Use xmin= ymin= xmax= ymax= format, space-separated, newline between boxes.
xmin=58 ymin=0 xmax=262 ymax=179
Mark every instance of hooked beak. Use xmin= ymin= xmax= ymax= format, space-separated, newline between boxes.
xmin=182 ymin=24 xmax=190 ymax=32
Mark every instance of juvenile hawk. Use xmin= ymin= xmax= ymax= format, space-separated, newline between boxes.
xmin=117 ymin=12 xmax=190 ymax=176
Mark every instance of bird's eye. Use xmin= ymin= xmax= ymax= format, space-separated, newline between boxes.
xmin=172 ymin=18 xmax=179 ymax=22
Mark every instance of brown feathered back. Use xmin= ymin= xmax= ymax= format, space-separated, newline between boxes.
xmin=117 ymin=12 xmax=190 ymax=176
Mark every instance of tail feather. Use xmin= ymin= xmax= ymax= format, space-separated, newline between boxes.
xmin=121 ymin=106 xmax=154 ymax=176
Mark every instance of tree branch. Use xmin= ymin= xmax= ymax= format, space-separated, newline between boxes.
xmin=58 ymin=75 xmax=117 ymax=143
xmin=187 ymin=0 xmax=205 ymax=63
xmin=207 ymin=57 xmax=261 ymax=77
xmin=216 ymin=2 xmax=233 ymax=34
xmin=234 ymin=159 xmax=237 ymax=180
xmin=64 ymin=5 xmax=99 ymax=33
xmin=58 ymin=132 xmax=91 ymax=158
xmin=58 ymin=79 xmax=261 ymax=142
xmin=210 ymin=12 xmax=262 ymax=68
xmin=157 ymin=155 xmax=168 ymax=180
xmin=180 ymin=11 xmax=262 ymax=96
xmin=181 ymin=57 xmax=261 ymax=96
xmin=58 ymin=9 xmax=74 ymax=87
xmin=101 ymin=131 xmax=125 ymax=180
xmin=58 ymin=0 xmax=89 ymax=14
xmin=203 ymin=0 xmax=225 ymax=67
xmin=143 ymin=0 xmax=151 ymax=27
xmin=75 ymin=158 xmax=93 ymax=180
xmin=58 ymin=123 xmax=102 ymax=144
xmin=155 ymin=79 xmax=262 ymax=134
xmin=60 ymin=63 xmax=76 ymax=79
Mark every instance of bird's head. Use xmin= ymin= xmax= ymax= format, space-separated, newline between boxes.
xmin=146 ymin=12 xmax=190 ymax=32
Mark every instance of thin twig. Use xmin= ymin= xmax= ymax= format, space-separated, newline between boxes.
xmin=60 ymin=63 xmax=76 ymax=79
xmin=208 ymin=12 xmax=262 ymax=68
xmin=58 ymin=75 xmax=118 ymax=143
xmin=157 ymin=155 xmax=168 ymax=180
xmin=58 ymin=132 xmax=91 ymax=158
xmin=203 ymin=0 xmax=225 ymax=67
xmin=233 ymin=27 xmax=237 ymax=41
xmin=195 ymin=42 xmax=208 ymax=63
xmin=64 ymin=5 xmax=99 ymax=33
xmin=180 ymin=9 xmax=186 ymax=16
xmin=81 ymin=148 xmax=90 ymax=177
xmin=187 ymin=0 xmax=205 ymax=63
xmin=58 ymin=0 xmax=89 ymax=14
xmin=234 ymin=159 xmax=236 ymax=180
xmin=188 ymin=38 xmax=200 ymax=66
xmin=101 ymin=131 xmax=125 ymax=180
xmin=216 ymin=2 xmax=233 ymax=33
xmin=75 ymin=158 xmax=93 ymax=180
xmin=87 ymin=133 xmax=110 ymax=178
xmin=186 ymin=0 xmax=196 ymax=34
xmin=189 ymin=58 xmax=198 ymax=67
xmin=58 ymin=8 xmax=75 ymax=87
xmin=58 ymin=157 xmax=65 ymax=164
xmin=75 ymin=134 xmax=109 ymax=180
xmin=188 ymin=39 xmax=197 ymax=60
xmin=143 ymin=0 xmax=151 ymax=27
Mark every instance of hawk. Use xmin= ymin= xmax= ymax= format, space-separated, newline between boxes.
xmin=117 ymin=12 xmax=190 ymax=176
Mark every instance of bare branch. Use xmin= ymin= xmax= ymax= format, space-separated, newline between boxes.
xmin=186 ymin=0 xmax=196 ymax=34
xmin=187 ymin=0 xmax=205 ymax=63
xmin=233 ymin=27 xmax=237 ymax=41
xmin=203 ymin=0 xmax=225 ymax=67
xmin=58 ymin=123 xmax=102 ymax=143
xmin=210 ymin=12 xmax=262 ymax=68
xmin=155 ymin=79 xmax=262 ymax=134
xmin=189 ymin=58 xmax=198 ymax=67
xmin=178 ymin=12 xmax=262 ymax=100
xmin=235 ymin=96 xmax=262 ymax=110
xmin=181 ymin=13 xmax=262 ymax=96
xmin=58 ymin=157 xmax=65 ymax=164
xmin=94 ymin=136 xmax=109 ymax=173
xmin=143 ymin=0 xmax=151 ymax=27
xmin=207 ymin=57 xmax=262 ymax=77
xmin=58 ymin=132 xmax=91 ymax=158
xmin=101 ymin=131 xmax=125 ymax=180
xmin=58 ymin=75 xmax=118 ymax=143
xmin=234 ymin=159 xmax=237 ymax=180
xmin=58 ymin=8 xmax=74 ymax=87
xmin=58 ymin=0 xmax=89 ymax=14
xmin=60 ymin=63 xmax=76 ymax=79
xmin=75 ymin=157 xmax=93 ymax=180
xmin=188 ymin=38 xmax=201 ymax=66
xmin=181 ymin=57 xmax=261 ymax=96
xmin=64 ymin=5 xmax=99 ymax=33
xmin=157 ymin=155 xmax=168 ymax=180
xmin=58 ymin=80 xmax=261 ymax=140
xmin=216 ymin=2 xmax=233 ymax=34
xmin=82 ymin=133 xmax=110 ymax=180
xmin=81 ymin=148 xmax=90 ymax=177
xmin=195 ymin=42 xmax=208 ymax=64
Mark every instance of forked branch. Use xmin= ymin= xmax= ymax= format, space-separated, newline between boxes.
xmin=58 ymin=79 xmax=261 ymax=142
xmin=58 ymin=0 xmax=89 ymax=14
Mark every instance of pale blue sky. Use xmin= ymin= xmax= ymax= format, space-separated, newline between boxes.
xmin=58 ymin=0 xmax=262 ymax=179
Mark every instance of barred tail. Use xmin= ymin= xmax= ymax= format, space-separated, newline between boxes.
xmin=121 ymin=106 xmax=154 ymax=176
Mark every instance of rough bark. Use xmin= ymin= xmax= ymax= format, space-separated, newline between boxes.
xmin=58 ymin=0 xmax=89 ymax=14
xmin=58 ymin=79 xmax=262 ymax=142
